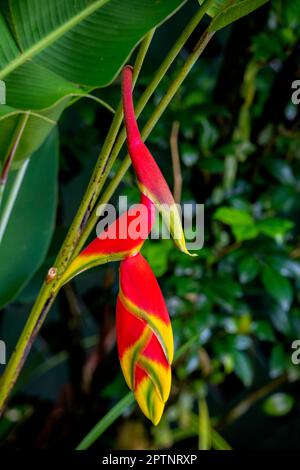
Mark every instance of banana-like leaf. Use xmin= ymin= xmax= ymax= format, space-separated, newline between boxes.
xmin=117 ymin=253 xmax=173 ymax=425
xmin=0 ymin=129 xmax=59 ymax=308
xmin=0 ymin=0 xmax=186 ymax=164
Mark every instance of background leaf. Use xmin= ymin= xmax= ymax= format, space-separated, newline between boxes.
xmin=0 ymin=130 xmax=59 ymax=308
xmin=261 ymin=266 xmax=293 ymax=311
xmin=209 ymin=0 xmax=270 ymax=32
xmin=262 ymin=393 xmax=294 ymax=417
xmin=0 ymin=0 xmax=186 ymax=164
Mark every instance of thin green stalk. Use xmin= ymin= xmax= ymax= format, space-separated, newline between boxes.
xmin=198 ymin=397 xmax=211 ymax=450
xmin=211 ymin=430 xmax=232 ymax=450
xmin=77 ymin=27 xmax=214 ymax=254
xmin=0 ymin=158 xmax=29 ymax=244
xmin=0 ymin=32 xmax=154 ymax=414
xmin=76 ymin=392 xmax=135 ymax=450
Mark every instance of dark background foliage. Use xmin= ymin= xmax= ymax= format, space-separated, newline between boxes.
xmin=1 ymin=0 xmax=300 ymax=450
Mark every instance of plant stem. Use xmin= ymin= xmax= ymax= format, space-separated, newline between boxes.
xmin=198 ymin=396 xmax=211 ymax=450
xmin=76 ymin=392 xmax=135 ymax=450
xmin=77 ymin=28 xmax=214 ymax=254
xmin=0 ymin=31 xmax=154 ymax=414
xmin=0 ymin=158 xmax=29 ymax=244
xmin=170 ymin=120 xmax=182 ymax=203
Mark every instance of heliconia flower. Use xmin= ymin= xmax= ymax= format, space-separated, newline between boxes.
xmin=60 ymin=194 xmax=155 ymax=285
xmin=116 ymin=253 xmax=173 ymax=425
xmin=57 ymin=66 xmax=196 ymax=425
xmin=122 ymin=65 xmax=196 ymax=257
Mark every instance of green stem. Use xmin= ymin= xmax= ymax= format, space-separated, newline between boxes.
xmin=76 ymin=392 xmax=135 ymax=450
xmin=0 ymin=31 xmax=154 ymax=414
xmin=77 ymin=27 xmax=214 ymax=253
xmin=0 ymin=158 xmax=29 ymax=244
xmin=198 ymin=396 xmax=211 ymax=450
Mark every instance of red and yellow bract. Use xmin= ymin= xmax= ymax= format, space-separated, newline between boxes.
xmin=117 ymin=253 xmax=173 ymax=425
xmin=61 ymin=194 xmax=155 ymax=285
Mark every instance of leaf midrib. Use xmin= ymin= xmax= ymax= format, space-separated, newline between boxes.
xmin=0 ymin=0 xmax=111 ymax=80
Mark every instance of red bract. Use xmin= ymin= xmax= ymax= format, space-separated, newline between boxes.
xmin=61 ymin=194 xmax=155 ymax=285
xmin=122 ymin=65 xmax=195 ymax=256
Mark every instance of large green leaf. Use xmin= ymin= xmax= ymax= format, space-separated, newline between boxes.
xmin=0 ymin=130 xmax=59 ymax=308
xmin=0 ymin=101 xmax=68 ymax=168
xmin=0 ymin=0 xmax=186 ymax=164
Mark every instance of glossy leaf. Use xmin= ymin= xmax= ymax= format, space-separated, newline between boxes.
xmin=0 ymin=0 xmax=186 ymax=163
xmin=233 ymin=351 xmax=253 ymax=387
xmin=261 ymin=266 xmax=293 ymax=311
xmin=262 ymin=393 xmax=294 ymax=417
xmin=0 ymin=130 xmax=59 ymax=308
xmin=214 ymin=207 xmax=254 ymax=226
xmin=238 ymin=256 xmax=260 ymax=284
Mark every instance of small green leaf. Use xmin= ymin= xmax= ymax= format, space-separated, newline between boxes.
xmin=232 ymin=225 xmax=259 ymax=242
xmin=265 ymin=159 xmax=295 ymax=186
xmin=262 ymin=393 xmax=294 ymax=417
xmin=261 ymin=266 xmax=293 ymax=311
xmin=213 ymin=207 xmax=254 ymax=226
xmin=258 ymin=218 xmax=294 ymax=243
xmin=238 ymin=256 xmax=260 ymax=283
xmin=233 ymin=351 xmax=253 ymax=387
xmin=142 ymin=240 xmax=173 ymax=277
xmin=180 ymin=143 xmax=199 ymax=167
xmin=253 ymin=321 xmax=275 ymax=342
xmin=270 ymin=345 xmax=287 ymax=378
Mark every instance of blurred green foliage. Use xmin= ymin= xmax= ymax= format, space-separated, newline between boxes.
xmin=1 ymin=0 xmax=300 ymax=450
